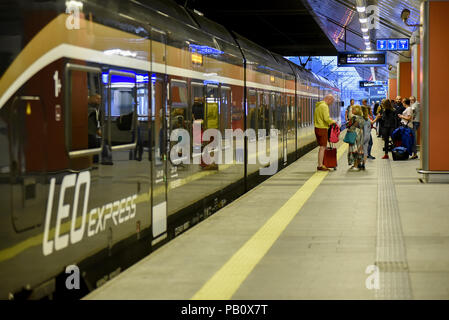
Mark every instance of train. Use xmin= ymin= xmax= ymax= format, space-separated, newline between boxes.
xmin=0 ymin=0 xmax=341 ymax=299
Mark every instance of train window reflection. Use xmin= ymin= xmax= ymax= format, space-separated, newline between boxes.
xmin=170 ymin=80 xmax=188 ymax=130
xmin=105 ymin=72 xmax=137 ymax=147
xmin=206 ymin=85 xmax=219 ymax=130
xmin=68 ymin=69 xmax=102 ymax=152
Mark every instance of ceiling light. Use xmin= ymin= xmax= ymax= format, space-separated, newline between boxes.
xmin=361 ymin=27 xmax=369 ymax=33
xmin=363 ymin=35 xmax=369 ymax=40
xmin=357 ymin=6 xmax=366 ymax=13
xmin=359 ymin=18 xmax=368 ymax=23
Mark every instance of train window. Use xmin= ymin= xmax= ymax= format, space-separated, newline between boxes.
xmin=170 ymin=80 xmax=188 ymax=131
xmin=105 ymin=70 xmax=137 ymax=150
xmin=275 ymin=93 xmax=282 ymax=129
xmin=257 ymin=91 xmax=268 ymax=137
xmin=206 ymin=85 xmax=219 ymax=130
xmin=247 ymin=89 xmax=257 ymax=137
xmin=137 ymin=75 xmax=149 ymax=122
xmin=191 ymin=82 xmax=204 ymax=122
xmin=220 ymin=86 xmax=231 ymax=135
xmin=65 ymin=63 xmax=103 ymax=158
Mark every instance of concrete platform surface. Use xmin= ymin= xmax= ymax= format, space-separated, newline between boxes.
xmin=85 ymin=132 xmax=449 ymax=300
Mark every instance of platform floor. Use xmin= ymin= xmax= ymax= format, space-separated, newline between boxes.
xmin=85 ymin=132 xmax=449 ymax=300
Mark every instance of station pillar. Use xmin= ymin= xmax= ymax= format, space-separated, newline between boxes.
xmin=411 ymin=32 xmax=421 ymax=146
xmin=419 ymin=0 xmax=449 ymax=181
xmin=397 ymin=61 xmax=411 ymax=99
xmin=388 ymin=78 xmax=397 ymax=100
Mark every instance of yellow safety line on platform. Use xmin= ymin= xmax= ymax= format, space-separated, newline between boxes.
xmin=191 ymin=143 xmax=348 ymax=300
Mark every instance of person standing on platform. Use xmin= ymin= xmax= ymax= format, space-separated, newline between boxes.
xmin=345 ymin=99 xmax=355 ymax=124
xmin=373 ymin=102 xmax=380 ymax=136
xmin=398 ymin=98 xmax=418 ymax=159
xmin=361 ymin=106 xmax=381 ymax=170
xmin=380 ymin=99 xmax=396 ymax=159
xmin=362 ymin=99 xmax=375 ymax=160
xmin=314 ymin=94 xmax=336 ymax=171
xmin=347 ymin=105 xmax=365 ymax=171
xmin=410 ymin=96 xmax=420 ymax=159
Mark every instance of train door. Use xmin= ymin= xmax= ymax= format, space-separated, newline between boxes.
xmin=151 ymin=28 xmax=168 ymax=243
xmin=167 ymin=79 xmax=188 ymax=216
xmin=9 ymin=96 xmax=48 ymax=232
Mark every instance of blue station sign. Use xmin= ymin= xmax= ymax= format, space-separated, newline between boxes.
xmin=376 ymin=38 xmax=410 ymax=51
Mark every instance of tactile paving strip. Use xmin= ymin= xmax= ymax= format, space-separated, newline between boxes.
xmin=375 ymin=160 xmax=413 ymax=299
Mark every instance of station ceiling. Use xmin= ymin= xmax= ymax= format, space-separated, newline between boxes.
xmin=302 ymin=0 xmax=421 ymax=81
xmin=175 ymin=0 xmax=338 ymax=56
xmin=177 ymin=0 xmax=422 ymax=82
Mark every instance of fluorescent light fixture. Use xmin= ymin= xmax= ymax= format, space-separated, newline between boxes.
xmin=361 ymin=27 xmax=369 ymax=33
xmin=359 ymin=18 xmax=368 ymax=23
xmin=363 ymin=35 xmax=369 ymax=40
xmin=104 ymin=49 xmax=137 ymax=58
xmin=193 ymin=9 xmax=204 ymax=16
xmin=357 ymin=6 xmax=366 ymax=13
xmin=66 ymin=0 xmax=83 ymax=9
xmin=365 ymin=42 xmax=370 ymax=46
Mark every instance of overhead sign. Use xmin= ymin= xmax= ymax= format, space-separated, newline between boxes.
xmin=337 ymin=52 xmax=386 ymax=67
xmin=376 ymin=38 xmax=409 ymax=51
xmin=360 ymin=80 xmax=387 ymax=88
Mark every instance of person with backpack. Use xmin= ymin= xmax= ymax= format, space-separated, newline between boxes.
xmin=346 ymin=105 xmax=365 ymax=171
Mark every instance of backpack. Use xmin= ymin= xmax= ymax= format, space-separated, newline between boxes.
xmin=329 ymin=123 xmax=340 ymax=143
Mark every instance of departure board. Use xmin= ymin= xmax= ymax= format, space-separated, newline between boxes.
xmin=337 ymin=52 xmax=386 ymax=67
xmin=359 ymin=80 xmax=387 ymax=88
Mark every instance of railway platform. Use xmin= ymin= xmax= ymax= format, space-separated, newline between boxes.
xmin=85 ymin=134 xmax=449 ymax=300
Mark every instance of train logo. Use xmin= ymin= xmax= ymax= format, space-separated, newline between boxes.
xmin=43 ymin=171 xmax=138 ymax=256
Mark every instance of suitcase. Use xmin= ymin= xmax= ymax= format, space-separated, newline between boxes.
xmin=392 ymin=146 xmax=409 ymax=161
xmin=324 ymin=144 xmax=337 ymax=169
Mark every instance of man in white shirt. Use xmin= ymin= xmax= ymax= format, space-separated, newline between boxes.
xmin=398 ymin=98 xmax=418 ymax=159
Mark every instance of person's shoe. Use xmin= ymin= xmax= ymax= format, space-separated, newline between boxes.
xmin=411 ymin=155 xmax=418 ymax=159
xmin=382 ymin=154 xmax=389 ymax=159
xmin=368 ymin=155 xmax=376 ymax=160
xmin=349 ymin=166 xmax=361 ymax=172
xmin=317 ymin=165 xmax=330 ymax=171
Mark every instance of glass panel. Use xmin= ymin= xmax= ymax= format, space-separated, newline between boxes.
xmin=69 ymin=69 xmax=102 ymax=152
xmin=247 ymin=89 xmax=257 ymax=136
xmin=206 ymin=85 xmax=219 ymax=130
xmin=106 ymin=72 xmax=136 ymax=147
xmin=170 ymin=80 xmax=188 ymax=131
xmin=220 ymin=87 xmax=231 ymax=136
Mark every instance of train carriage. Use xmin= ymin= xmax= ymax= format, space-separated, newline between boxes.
xmin=0 ymin=0 xmax=340 ymax=299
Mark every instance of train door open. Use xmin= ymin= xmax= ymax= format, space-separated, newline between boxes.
xmin=151 ymin=28 xmax=168 ymax=244
xmin=9 ymin=96 xmax=48 ymax=232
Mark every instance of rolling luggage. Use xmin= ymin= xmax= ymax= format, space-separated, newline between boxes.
xmin=324 ymin=142 xmax=337 ymax=169
xmin=392 ymin=146 xmax=409 ymax=161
